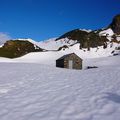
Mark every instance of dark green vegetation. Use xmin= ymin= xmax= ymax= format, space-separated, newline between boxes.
xmin=0 ymin=40 xmax=43 ymax=58
xmin=56 ymin=29 xmax=109 ymax=50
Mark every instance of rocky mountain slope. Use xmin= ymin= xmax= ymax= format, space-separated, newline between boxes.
xmin=56 ymin=29 xmax=109 ymax=51
xmin=55 ymin=15 xmax=120 ymax=51
xmin=38 ymin=15 xmax=120 ymax=54
xmin=0 ymin=40 xmax=43 ymax=58
xmin=109 ymin=14 xmax=120 ymax=34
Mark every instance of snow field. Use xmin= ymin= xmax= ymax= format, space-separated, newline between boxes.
xmin=0 ymin=55 xmax=120 ymax=120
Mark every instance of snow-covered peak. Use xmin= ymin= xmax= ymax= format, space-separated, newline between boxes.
xmin=16 ymin=38 xmax=39 ymax=45
xmin=99 ymin=28 xmax=114 ymax=36
xmin=13 ymin=38 xmax=45 ymax=50
xmin=38 ymin=38 xmax=77 ymax=50
xmin=79 ymin=29 xmax=92 ymax=33
xmin=116 ymin=36 xmax=120 ymax=41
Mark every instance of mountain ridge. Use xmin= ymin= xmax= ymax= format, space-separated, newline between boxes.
xmin=0 ymin=14 xmax=120 ymax=58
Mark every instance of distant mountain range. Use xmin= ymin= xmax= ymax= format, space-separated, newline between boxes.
xmin=0 ymin=14 xmax=120 ymax=58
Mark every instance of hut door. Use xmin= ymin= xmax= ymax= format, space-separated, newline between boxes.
xmin=68 ymin=60 xmax=73 ymax=69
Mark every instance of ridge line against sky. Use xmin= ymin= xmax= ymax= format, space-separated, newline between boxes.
xmin=0 ymin=0 xmax=120 ymax=41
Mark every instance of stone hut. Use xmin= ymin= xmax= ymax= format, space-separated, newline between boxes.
xmin=56 ymin=53 xmax=82 ymax=70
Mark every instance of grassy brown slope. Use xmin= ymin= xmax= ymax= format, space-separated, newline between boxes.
xmin=0 ymin=40 xmax=43 ymax=58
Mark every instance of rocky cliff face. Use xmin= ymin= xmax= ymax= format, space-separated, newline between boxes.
xmin=56 ymin=29 xmax=109 ymax=50
xmin=110 ymin=14 xmax=120 ymax=35
xmin=0 ymin=40 xmax=43 ymax=58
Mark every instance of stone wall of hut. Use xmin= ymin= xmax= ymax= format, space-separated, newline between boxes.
xmin=64 ymin=54 xmax=82 ymax=69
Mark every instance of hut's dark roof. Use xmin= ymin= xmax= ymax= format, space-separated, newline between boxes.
xmin=56 ymin=53 xmax=82 ymax=61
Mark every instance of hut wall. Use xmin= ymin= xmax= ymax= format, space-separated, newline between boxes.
xmin=56 ymin=59 xmax=64 ymax=68
xmin=56 ymin=53 xmax=82 ymax=70
xmin=64 ymin=54 xmax=82 ymax=69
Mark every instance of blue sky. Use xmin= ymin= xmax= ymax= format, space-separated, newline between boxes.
xmin=0 ymin=0 xmax=120 ymax=41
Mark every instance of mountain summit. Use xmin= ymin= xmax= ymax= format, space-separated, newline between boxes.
xmin=54 ymin=14 xmax=120 ymax=51
xmin=110 ymin=14 xmax=120 ymax=34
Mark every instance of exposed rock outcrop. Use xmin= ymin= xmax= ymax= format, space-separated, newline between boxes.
xmin=110 ymin=14 xmax=120 ymax=35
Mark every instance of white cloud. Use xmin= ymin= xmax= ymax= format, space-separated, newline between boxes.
xmin=0 ymin=32 xmax=12 ymax=45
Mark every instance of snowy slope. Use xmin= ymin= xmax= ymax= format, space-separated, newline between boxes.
xmin=0 ymin=30 xmax=120 ymax=65
xmin=99 ymin=28 xmax=114 ymax=37
xmin=16 ymin=38 xmax=39 ymax=46
xmin=38 ymin=28 xmax=115 ymax=51
xmin=0 ymin=55 xmax=120 ymax=120
xmin=14 ymin=38 xmax=76 ymax=51
xmin=0 ymin=41 xmax=118 ymax=66
xmin=13 ymin=42 xmax=120 ymax=65
xmin=19 ymin=28 xmax=119 ymax=61
xmin=11 ymin=28 xmax=120 ymax=64
xmin=13 ymin=38 xmax=77 ymax=51
xmin=38 ymin=38 xmax=77 ymax=50
xmin=79 ymin=29 xmax=92 ymax=33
